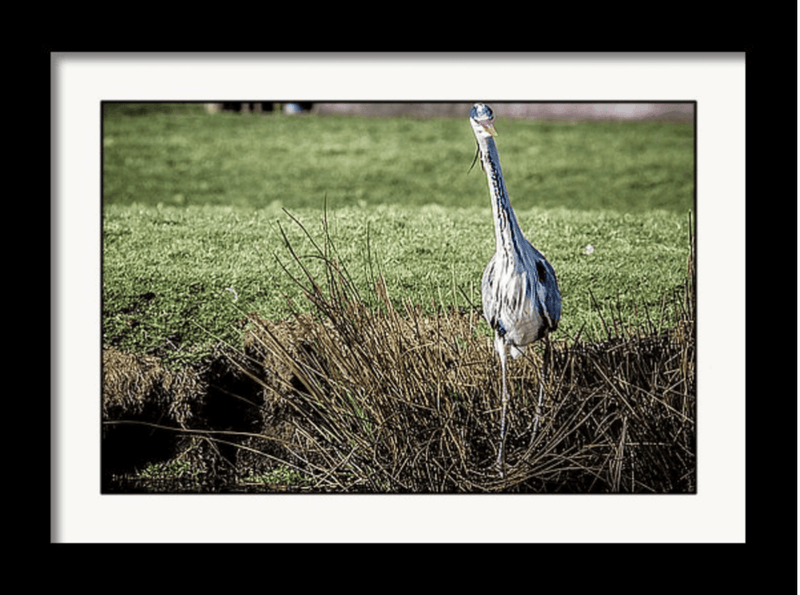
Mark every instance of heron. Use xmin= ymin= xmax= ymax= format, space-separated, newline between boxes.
xmin=468 ymin=103 xmax=562 ymax=475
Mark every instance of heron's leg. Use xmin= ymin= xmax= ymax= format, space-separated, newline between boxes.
xmin=497 ymin=345 xmax=509 ymax=476
xmin=529 ymin=336 xmax=551 ymax=448
xmin=530 ymin=381 xmax=544 ymax=447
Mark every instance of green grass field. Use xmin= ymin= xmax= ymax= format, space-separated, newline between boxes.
xmin=104 ymin=103 xmax=693 ymax=212
xmin=103 ymin=103 xmax=694 ymax=365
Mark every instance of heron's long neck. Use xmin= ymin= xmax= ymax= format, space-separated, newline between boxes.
xmin=480 ymin=137 xmax=526 ymax=257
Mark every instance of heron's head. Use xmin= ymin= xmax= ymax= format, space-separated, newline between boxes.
xmin=469 ymin=103 xmax=498 ymax=140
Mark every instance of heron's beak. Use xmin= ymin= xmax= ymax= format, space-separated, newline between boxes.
xmin=480 ymin=121 xmax=497 ymax=137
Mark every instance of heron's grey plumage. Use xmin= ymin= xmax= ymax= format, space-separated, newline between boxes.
xmin=469 ymin=103 xmax=561 ymax=474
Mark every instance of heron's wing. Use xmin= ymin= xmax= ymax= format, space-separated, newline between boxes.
xmin=481 ymin=255 xmax=503 ymax=335
xmin=528 ymin=247 xmax=561 ymax=332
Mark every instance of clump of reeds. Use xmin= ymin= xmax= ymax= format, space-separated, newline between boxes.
xmin=103 ymin=347 xmax=204 ymax=427
xmin=228 ymin=210 xmax=696 ymax=492
xmin=102 ymin=346 xmax=209 ymax=489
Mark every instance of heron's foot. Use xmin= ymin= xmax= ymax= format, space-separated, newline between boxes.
xmin=495 ymin=457 xmax=504 ymax=479
xmin=495 ymin=443 xmax=509 ymax=479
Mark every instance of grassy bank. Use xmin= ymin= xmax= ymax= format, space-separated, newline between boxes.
xmin=103 ymin=211 xmax=696 ymax=493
